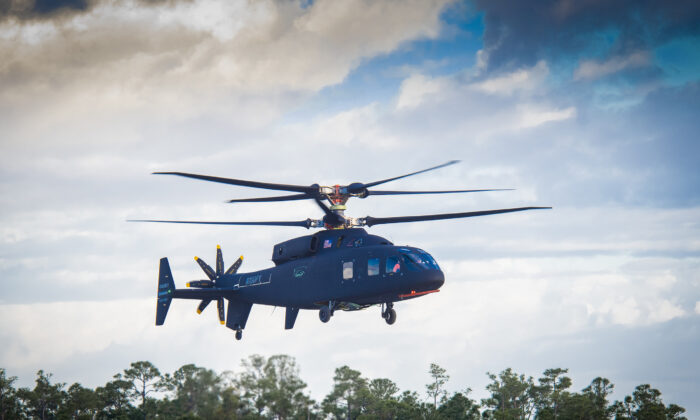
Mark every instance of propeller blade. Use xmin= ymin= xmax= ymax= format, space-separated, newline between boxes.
xmin=128 ymin=219 xmax=319 ymax=228
xmin=367 ymin=188 xmax=513 ymax=196
xmin=197 ymin=299 xmax=212 ymax=314
xmin=217 ymin=298 xmax=225 ymax=325
xmin=216 ymin=245 xmax=223 ymax=278
xmin=362 ymin=206 xmax=552 ymax=226
xmin=225 ymin=255 xmax=244 ymax=275
xmin=226 ymin=193 xmax=311 ymax=203
xmin=350 ymin=160 xmax=460 ymax=192
xmin=153 ymin=172 xmax=314 ymax=194
xmin=194 ymin=256 xmax=216 ymax=281
xmin=187 ymin=280 xmax=214 ymax=288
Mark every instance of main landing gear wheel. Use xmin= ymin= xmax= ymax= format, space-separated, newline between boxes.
xmin=382 ymin=303 xmax=396 ymax=325
xmin=319 ymin=306 xmax=332 ymax=323
xmin=384 ymin=308 xmax=396 ymax=325
xmin=235 ymin=329 xmax=243 ymax=340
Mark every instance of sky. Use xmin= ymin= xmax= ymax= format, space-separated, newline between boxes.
xmin=1 ymin=0 xmax=699 ymax=415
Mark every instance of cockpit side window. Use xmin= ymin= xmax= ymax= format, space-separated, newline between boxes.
xmin=385 ymin=256 xmax=400 ymax=274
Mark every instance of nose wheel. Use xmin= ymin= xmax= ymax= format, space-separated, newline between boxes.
xmin=382 ymin=303 xmax=396 ymax=325
xmin=235 ymin=329 xmax=243 ymax=340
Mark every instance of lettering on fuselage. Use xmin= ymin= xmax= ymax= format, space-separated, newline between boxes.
xmin=239 ymin=273 xmax=271 ymax=288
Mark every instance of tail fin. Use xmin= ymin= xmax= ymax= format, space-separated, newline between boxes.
xmin=156 ymin=258 xmax=175 ymax=325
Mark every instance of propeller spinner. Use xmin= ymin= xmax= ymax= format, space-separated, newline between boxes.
xmin=186 ymin=245 xmax=243 ymax=324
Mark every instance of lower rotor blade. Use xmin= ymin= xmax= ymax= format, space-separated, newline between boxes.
xmin=368 ymin=188 xmax=513 ymax=196
xmin=363 ymin=207 xmax=552 ymax=227
xmin=197 ymin=299 xmax=211 ymax=314
xmin=217 ymin=298 xmax=225 ymax=325
xmin=216 ymin=245 xmax=223 ymax=278
xmin=128 ymin=219 xmax=318 ymax=228
xmin=227 ymin=193 xmax=311 ymax=203
xmin=225 ymin=256 xmax=243 ymax=275
xmin=194 ymin=257 xmax=216 ymax=281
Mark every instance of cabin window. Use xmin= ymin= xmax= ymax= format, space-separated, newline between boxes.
xmin=385 ymin=256 xmax=400 ymax=273
xmin=342 ymin=261 xmax=353 ymax=279
xmin=368 ymin=258 xmax=380 ymax=276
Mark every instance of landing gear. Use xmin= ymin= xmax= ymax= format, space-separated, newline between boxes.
xmin=382 ymin=303 xmax=396 ymax=325
xmin=319 ymin=301 xmax=336 ymax=323
xmin=319 ymin=305 xmax=332 ymax=323
xmin=235 ymin=329 xmax=243 ymax=340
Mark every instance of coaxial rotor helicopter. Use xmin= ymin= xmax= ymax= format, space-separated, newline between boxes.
xmin=131 ymin=160 xmax=550 ymax=340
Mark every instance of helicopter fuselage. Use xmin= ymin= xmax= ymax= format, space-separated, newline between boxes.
xmin=216 ymin=228 xmax=444 ymax=310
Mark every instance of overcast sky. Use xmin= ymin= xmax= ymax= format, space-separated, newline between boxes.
xmin=1 ymin=0 xmax=699 ymax=415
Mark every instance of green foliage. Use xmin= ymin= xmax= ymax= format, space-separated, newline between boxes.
xmin=0 ymin=360 xmax=689 ymax=419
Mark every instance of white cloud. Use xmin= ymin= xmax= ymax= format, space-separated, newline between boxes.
xmin=574 ymin=51 xmax=651 ymax=80
xmin=517 ymin=104 xmax=576 ymax=128
xmin=396 ymin=73 xmax=451 ymax=110
xmin=471 ymin=60 xmax=549 ymax=95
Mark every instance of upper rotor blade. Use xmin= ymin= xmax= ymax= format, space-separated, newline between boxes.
xmin=128 ymin=219 xmax=317 ymax=228
xmin=367 ymin=188 xmax=513 ymax=196
xmin=226 ymin=193 xmax=311 ymax=203
xmin=360 ymin=160 xmax=460 ymax=189
xmin=363 ymin=207 xmax=551 ymax=227
xmin=153 ymin=172 xmax=314 ymax=194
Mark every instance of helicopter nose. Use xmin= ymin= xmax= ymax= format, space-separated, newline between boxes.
xmin=430 ymin=270 xmax=445 ymax=289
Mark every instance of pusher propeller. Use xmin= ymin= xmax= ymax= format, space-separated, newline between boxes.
xmin=186 ymin=245 xmax=244 ymax=325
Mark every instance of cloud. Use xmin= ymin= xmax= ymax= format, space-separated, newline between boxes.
xmin=474 ymin=0 xmax=700 ymax=72
xmin=574 ymin=51 xmax=651 ymax=80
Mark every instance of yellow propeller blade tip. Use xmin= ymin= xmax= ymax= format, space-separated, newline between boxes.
xmin=217 ymin=244 xmax=221 ymax=249
xmin=196 ymin=309 xmax=202 ymax=314
xmin=194 ymin=256 xmax=199 ymax=261
xmin=219 ymin=320 xmax=225 ymax=325
xmin=240 ymin=255 xmax=244 ymax=260
xmin=186 ymin=282 xmax=190 ymax=287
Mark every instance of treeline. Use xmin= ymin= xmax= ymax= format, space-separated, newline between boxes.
xmin=0 ymin=355 xmax=687 ymax=419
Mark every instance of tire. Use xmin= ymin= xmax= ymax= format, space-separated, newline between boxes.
xmin=385 ymin=308 xmax=396 ymax=325
xmin=235 ymin=330 xmax=243 ymax=340
xmin=319 ymin=306 xmax=331 ymax=323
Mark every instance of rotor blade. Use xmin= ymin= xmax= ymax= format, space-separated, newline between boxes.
xmin=128 ymin=219 xmax=318 ymax=228
xmin=358 ymin=160 xmax=460 ymax=190
xmin=217 ymin=297 xmax=225 ymax=325
xmin=197 ymin=299 xmax=212 ymax=314
xmin=226 ymin=193 xmax=311 ymax=203
xmin=225 ymin=255 xmax=244 ymax=275
xmin=153 ymin=172 xmax=315 ymax=194
xmin=363 ymin=207 xmax=552 ymax=227
xmin=194 ymin=256 xmax=216 ymax=281
xmin=216 ymin=245 xmax=223 ymax=278
xmin=367 ymin=188 xmax=513 ymax=196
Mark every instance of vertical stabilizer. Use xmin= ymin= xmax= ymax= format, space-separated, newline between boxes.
xmin=156 ymin=257 xmax=175 ymax=325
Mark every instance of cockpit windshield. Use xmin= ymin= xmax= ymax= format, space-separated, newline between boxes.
xmin=399 ymin=248 xmax=440 ymax=270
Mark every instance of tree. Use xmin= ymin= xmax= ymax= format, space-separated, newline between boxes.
xmin=437 ymin=389 xmax=480 ymax=420
xmin=165 ymin=363 xmax=222 ymax=417
xmin=0 ymin=369 xmax=20 ymax=420
xmin=59 ymin=383 xmax=98 ymax=419
xmin=534 ymin=368 xmax=572 ymax=419
xmin=95 ymin=376 xmax=134 ymax=418
xmin=481 ymin=368 xmax=535 ymax=420
xmin=261 ymin=355 xmax=313 ymax=419
xmin=118 ymin=360 xmax=166 ymax=418
xmin=582 ymin=377 xmax=614 ymax=420
xmin=426 ymin=363 xmax=449 ymax=410
xmin=16 ymin=370 xmax=65 ymax=420
xmin=322 ymin=365 xmax=368 ymax=420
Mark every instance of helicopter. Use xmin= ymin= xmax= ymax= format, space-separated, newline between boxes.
xmin=132 ymin=160 xmax=550 ymax=340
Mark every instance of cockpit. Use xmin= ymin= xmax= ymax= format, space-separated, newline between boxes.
xmin=398 ymin=248 xmax=440 ymax=270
